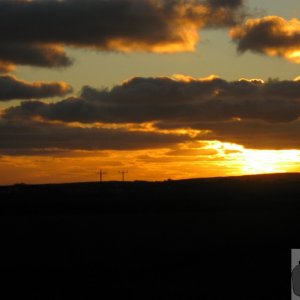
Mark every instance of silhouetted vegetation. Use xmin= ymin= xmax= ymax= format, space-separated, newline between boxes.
xmin=0 ymin=173 xmax=297 ymax=299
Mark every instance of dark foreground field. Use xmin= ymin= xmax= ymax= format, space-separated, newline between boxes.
xmin=0 ymin=173 xmax=299 ymax=299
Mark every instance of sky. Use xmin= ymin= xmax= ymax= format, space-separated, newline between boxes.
xmin=1 ymin=0 xmax=300 ymax=184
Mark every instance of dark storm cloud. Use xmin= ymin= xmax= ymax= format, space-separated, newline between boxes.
xmin=5 ymin=74 xmax=300 ymax=150
xmin=155 ymin=119 xmax=300 ymax=150
xmin=196 ymin=120 xmax=300 ymax=150
xmin=5 ymin=76 xmax=300 ymax=124
xmin=0 ymin=75 xmax=72 ymax=101
xmin=230 ymin=16 xmax=300 ymax=63
xmin=0 ymin=119 xmax=191 ymax=155
xmin=0 ymin=0 xmax=245 ymax=69
xmin=203 ymin=0 xmax=245 ymax=28
xmin=0 ymin=43 xmax=72 ymax=72
xmin=206 ymin=0 xmax=243 ymax=8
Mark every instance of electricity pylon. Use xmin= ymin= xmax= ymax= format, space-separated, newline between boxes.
xmin=119 ymin=170 xmax=128 ymax=182
xmin=99 ymin=169 xmax=107 ymax=182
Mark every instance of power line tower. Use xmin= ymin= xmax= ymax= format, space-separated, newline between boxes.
xmin=119 ymin=170 xmax=128 ymax=182
xmin=99 ymin=169 xmax=107 ymax=183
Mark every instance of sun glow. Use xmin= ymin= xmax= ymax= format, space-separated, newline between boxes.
xmin=239 ymin=149 xmax=300 ymax=174
xmin=207 ymin=141 xmax=300 ymax=175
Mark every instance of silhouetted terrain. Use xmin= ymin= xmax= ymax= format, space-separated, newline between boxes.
xmin=0 ymin=173 xmax=298 ymax=299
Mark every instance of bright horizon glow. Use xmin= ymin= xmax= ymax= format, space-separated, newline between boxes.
xmin=204 ymin=141 xmax=300 ymax=176
xmin=240 ymin=149 xmax=300 ymax=175
xmin=1 ymin=141 xmax=300 ymax=185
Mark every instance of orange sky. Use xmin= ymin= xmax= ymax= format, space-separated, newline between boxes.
xmin=1 ymin=0 xmax=300 ymax=184
xmin=1 ymin=140 xmax=300 ymax=185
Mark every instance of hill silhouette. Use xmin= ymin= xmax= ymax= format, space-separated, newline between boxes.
xmin=0 ymin=173 xmax=297 ymax=299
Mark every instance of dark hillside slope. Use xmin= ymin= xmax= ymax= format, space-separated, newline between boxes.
xmin=0 ymin=173 xmax=298 ymax=299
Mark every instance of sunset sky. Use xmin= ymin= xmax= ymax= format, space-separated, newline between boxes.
xmin=1 ymin=0 xmax=300 ymax=184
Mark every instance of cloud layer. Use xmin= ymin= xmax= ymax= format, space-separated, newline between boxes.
xmin=0 ymin=43 xmax=72 ymax=72
xmin=0 ymin=119 xmax=191 ymax=155
xmin=3 ymin=74 xmax=300 ymax=150
xmin=157 ymin=119 xmax=300 ymax=150
xmin=5 ymin=75 xmax=300 ymax=123
xmin=0 ymin=0 xmax=244 ymax=70
xmin=230 ymin=16 xmax=300 ymax=63
xmin=0 ymin=75 xmax=72 ymax=101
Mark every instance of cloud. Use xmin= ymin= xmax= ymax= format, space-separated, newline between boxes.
xmin=0 ymin=75 xmax=72 ymax=101
xmin=0 ymin=43 xmax=72 ymax=72
xmin=5 ymin=74 xmax=300 ymax=150
xmin=206 ymin=0 xmax=243 ymax=8
xmin=230 ymin=16 xmax=300 ymax=63
xmin=202 ymin=0 xmax=245 ymax=28
xmin=5 ymin=75 xmax=300 ymax=124
xmin=0 ymin=0 xmax=245 ymax=69
xmin=194 ymin=119 xmax=300 ymax=150
xmin=155 ymin=118 xmax=300 ymax=150
xmin=0 ymin=119 xmax=192 ymax=155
